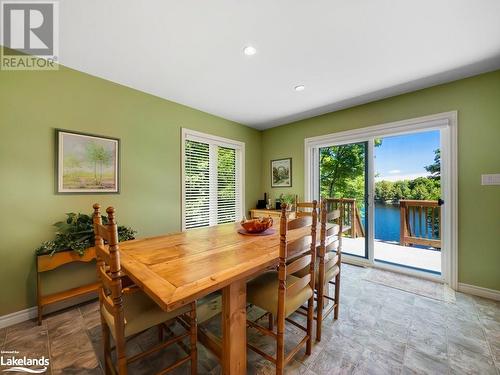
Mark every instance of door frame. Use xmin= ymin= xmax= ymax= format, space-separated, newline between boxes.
xmin=304 ymin=111 xmax=458 ymax=289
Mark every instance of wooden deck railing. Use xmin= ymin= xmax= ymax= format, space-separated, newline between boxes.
xmin=399 ymin=200 xmax=441 ymax=249
xmin=329 ymin=198 xmax=365 ymax=238
xmin=322 ymin=198 xmax=440 ymax=247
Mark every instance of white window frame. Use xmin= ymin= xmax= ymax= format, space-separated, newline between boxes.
xmin=304 ymin=111 xmax=458 ymax=289
xmin=181 ymin=128 xmax=245 ymax=231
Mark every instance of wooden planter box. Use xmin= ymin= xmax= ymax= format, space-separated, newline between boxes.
xmin=36 ymin=247 xmax=100 ymax=325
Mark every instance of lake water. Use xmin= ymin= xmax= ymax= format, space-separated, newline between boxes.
xmin=372 ymin=203 xmax=437 ymax=246
xmin=374 ymin=203 xmax=401 ymax=242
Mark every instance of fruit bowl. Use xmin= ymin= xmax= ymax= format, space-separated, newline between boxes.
xmin=240 ymin=217 xmax=273 ymax=233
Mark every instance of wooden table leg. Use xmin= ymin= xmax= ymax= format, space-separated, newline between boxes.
xmin=221 ymin=279 xmax=247 ymax=375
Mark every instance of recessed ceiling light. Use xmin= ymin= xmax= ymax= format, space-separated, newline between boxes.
xmin=243 ymin=46 xmax=257 ymax=56
xmin=294 ymin=85 xmax=305 ymax=92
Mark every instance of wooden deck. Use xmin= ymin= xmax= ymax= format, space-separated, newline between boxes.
xmin=341 ymin=237 xmax=441 ymax=274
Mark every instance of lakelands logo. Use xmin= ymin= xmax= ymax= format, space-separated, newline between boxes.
xmin=0 ymin=0 xmax=59 ymax=70
xmin=1 ymin=351 xmax=48 ymax=373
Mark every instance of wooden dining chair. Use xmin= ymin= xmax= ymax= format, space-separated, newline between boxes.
xmin=92 ymin=204 xmax=197 ymax=375
xmin=292 ymin=198 xmax=343 ymax=341
xmin=315 ymin=198 xmax=343 ymax=341
xmin=246 ymin=202 xmax=317 ymax=375
xmin=294 ymin=195 xmax=315 ymax=218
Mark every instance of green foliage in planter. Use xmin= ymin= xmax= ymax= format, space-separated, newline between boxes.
xmin=35 ymin=212 xmax=136 ymax=256
xmin=279 ymin=193 xmax=295 ymax=206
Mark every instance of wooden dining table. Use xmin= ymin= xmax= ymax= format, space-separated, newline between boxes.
xmin=118 ymin=222 xmax=311 ymax=374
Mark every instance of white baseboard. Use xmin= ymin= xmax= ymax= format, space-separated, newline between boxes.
xmin=0 ymin=307 xmax=37 ymax=329
xmin=458 ymin=283 xmax=500 ymax=301
xmin=0 ymin=294 xmax=98 ymax=329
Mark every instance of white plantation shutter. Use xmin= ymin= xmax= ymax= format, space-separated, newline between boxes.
xmin=182 ymin=130 xmax=244 ymax=230
xmin=217 ymin=146 xmax=239 ymax=224
xmin=184 ymin=140 xmax=210 ymax=228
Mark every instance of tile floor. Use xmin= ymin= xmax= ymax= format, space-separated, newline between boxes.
xmin=1 ymin=264 xmax=499 ymax=374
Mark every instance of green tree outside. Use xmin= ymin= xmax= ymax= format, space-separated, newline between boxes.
xmin=320 ymin=143 xmax=441 ymax=203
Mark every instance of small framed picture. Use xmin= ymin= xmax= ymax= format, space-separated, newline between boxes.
xmin=271 ymin=158 xmax=292 ymax=188
xmin=56 ymin=129 xmax=120 ymax=194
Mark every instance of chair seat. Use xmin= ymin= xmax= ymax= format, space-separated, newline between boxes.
xmin=247 ymin=271 xmax=313 ymax=318
xmin=102 ymin=290 xmax=190 ymax=339
xmin=293 ymin=259 xmax=339 ymax=286
xmin=321 ymin=264 xmax=340 ymax=285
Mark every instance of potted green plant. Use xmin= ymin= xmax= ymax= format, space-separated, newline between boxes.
xmin=279 ymin=193 xmax=296 ymax=211
xmin=36 ymin=212 xmax=136 ymax=257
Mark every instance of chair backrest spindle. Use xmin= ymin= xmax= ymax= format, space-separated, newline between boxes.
xmin=92 ymin=203 xmax=125 ymax=337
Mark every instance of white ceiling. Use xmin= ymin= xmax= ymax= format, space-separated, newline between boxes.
xmin=59 ymin=0 xmax=500 ymax=130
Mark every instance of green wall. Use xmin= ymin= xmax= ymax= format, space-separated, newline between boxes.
xmin=1 ymin=59 xmax=498 ymax=317
xmin=261 ymin=69 xmax=500 ymax=291
xmin=0 ymin=64 xmax=261 ymax=316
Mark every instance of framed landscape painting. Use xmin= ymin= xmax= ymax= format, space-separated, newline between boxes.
xmin=56 ymin=129 xmax=120 ymax=193
xmin=271 ymin=158 xmax=292 ymax=187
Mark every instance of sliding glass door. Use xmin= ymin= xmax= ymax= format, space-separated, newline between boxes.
xmin=373 ymin=130 xmax=443 ymax=274
xmin=306 ymin=114 xmax=454 ymax=284
xmin=316 ymin=134 xmax=443 ymax=272
xmin=319 ymin=141 xmax=368 ymax=259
